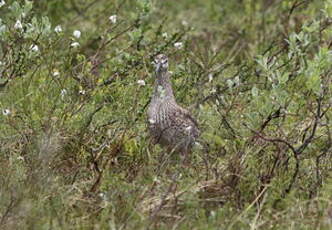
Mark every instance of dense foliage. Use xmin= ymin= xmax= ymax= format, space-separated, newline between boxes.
xmin=0 ymin=0 xmax=332 ymax=229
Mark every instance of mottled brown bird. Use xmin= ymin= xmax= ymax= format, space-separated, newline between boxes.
xmin=147 ymin=54 xmax=200 ymax=162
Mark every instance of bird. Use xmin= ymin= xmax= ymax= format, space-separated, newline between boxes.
xmin=147 ymin=54 xmax=200 ymax=163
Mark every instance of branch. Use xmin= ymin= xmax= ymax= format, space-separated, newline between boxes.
xmin=295 ymin=97 xmax=322 ymax=155
xmin=244 ymin=123 xmax=297 ymax=155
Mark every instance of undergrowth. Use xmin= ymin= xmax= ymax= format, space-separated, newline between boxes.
xmin=0 ymin=0 xmax=332 ymax=229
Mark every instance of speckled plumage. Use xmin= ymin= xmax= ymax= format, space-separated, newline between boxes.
xmin=147 ymin=54 xmax=199 ymax=158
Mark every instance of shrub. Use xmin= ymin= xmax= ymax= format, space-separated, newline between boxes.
xmin=0 ymin=0 xmax=331 ymax=229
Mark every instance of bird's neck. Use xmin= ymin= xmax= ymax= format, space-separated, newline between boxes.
xmin=153 ymin=70 xmax=175 ymax=101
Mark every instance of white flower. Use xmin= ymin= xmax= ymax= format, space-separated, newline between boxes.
xmin=79 ymin=89 xmax=86 ymax=95
xmin=26 ymin=23 xmax=33 ymax=30
xmin=226 ymin=79 xmax=233 ymax=88
xmin=0 ymin=25 xmax=6 ymax=34
xmin=2 ymin=109 xmax=10 ymax=116
xmin=17 ymin=156 xmax=24 ymax=161
xmin=174 ymin=42 xmax=183 ymax=49
xmin=53 ymin=71 xmax=60 ymax=77
xmin=210 ymin=211 xmax=216 ymax=218
xmin=70 ymin=42 xmax=80 ymax=48
xmin=109 ymin=15 xmax=117 ymax=24
xmin=60 ymin=89 xmax=67 ymax=99
xmin=30 ymin=44 xmax=39 ymax=52
xmin=208 ymin=73 xmax=213 ymax=82
xmin=181 ymin=20 xmax=188 ymax=26
xmin=98 ymin=192 xmax=106 ymax=199
xmin=137 ymin=80 xmax=146 ymax=86
xmin=73 ymin=30 xmax=81 ymax=38
xmin=14 ymin=20 xmax=23 ymax=30
xmin=210 ymin=88 xmax=217 ymax=93
xmin=0 ymin=0 xmax=5 ymax=8
xmin=162 ymin=32 xmax=168 ymax=38
xmin=54 ymin=25 xmax=62 ymax=33
xmin=153 ymin=177 xmax=160 ymax=183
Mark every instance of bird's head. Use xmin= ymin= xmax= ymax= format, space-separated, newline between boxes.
xmin=153 ymin=54 xmax=168 ymax=73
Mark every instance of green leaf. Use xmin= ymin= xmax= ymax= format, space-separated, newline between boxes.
xmin=279 ymin=73 xmax=289 ymax=84
xmin=306 ymin=72 xmax=321 ymax=94
xmin=251 ymin=86 xmax=259 ymax=97
xmin=23 ymin=0 xmax=33 ymax=15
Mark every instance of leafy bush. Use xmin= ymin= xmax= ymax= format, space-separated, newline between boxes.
xmin=0 ymin=0 xmax=332 ymax=229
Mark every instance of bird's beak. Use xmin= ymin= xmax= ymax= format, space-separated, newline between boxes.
xmin=154 ymin=61 xmax=161 ymax=73
xmin=156 ymin=63 xmax=161 ymax=72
